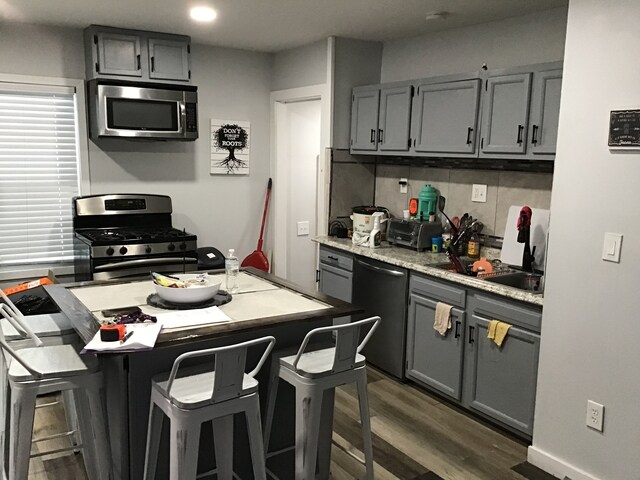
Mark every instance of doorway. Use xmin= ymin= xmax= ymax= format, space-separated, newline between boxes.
xmin=271 ymin=85 xmax=329 ymax=291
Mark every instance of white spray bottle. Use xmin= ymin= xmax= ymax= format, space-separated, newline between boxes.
xmin=368 ymin=212 xmax=386 ymax=248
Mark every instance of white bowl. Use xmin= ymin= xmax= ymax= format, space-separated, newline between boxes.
xmin=154 ymin=274 xmax=221 ymax=304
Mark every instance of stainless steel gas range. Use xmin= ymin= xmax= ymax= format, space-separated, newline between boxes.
xmin=73 ymin=194 xmax=198 ymax=281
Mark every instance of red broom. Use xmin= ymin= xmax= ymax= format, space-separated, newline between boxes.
xmin=241 ymin=178 xmax=272 ymax=272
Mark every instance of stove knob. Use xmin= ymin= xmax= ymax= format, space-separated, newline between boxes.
xmin=106 ymin=247 xmax=114 ymax=256
xmin=179 ymin=243 xmax=187 ymax=251
xmin=168 ymin=243 xmax=176 ymax=251
xmin=145 ymin=246 xmax=152 ymax=254
xmin=119 ymin=246 xmax=128 ymax=255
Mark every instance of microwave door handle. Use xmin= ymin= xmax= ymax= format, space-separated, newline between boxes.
xmin=179 ymin=102 xmax=186 ymax=134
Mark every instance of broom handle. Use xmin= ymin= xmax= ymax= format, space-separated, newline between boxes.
xmin=257 ymin=178 xmax=272 ymax=251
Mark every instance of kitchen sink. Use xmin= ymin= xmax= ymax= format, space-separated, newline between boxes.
xmin=483 ymin=271 xmax=544 ymax=294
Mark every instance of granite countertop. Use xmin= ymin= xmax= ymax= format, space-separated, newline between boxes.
xmin=313 ymin=236 xmax=543 ymax=307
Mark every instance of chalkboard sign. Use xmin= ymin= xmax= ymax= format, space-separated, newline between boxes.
xmin=609 ymin=110 xmax=640 ymax=147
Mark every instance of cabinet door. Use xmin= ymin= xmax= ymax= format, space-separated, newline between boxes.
xmin=480 ymin=73 xmax=532 ymax=155
xmin=378 ymin=85 xmax=413 ymax=152
xmin=350 ymin=89 xmax=380 ymax=151
xmin=148 ymin=38 xmax=191 ymax=81
xmin=414 ymin=79 xmax=481 ymax=154
xmin=466 ymin=315 xmax=540 ymax=435
xmin=319 ymin=263 xmax=352 ymax=303
xmin=95 ymin=32 xmax=142 ymax=77
xmin=406 ymin=293 xmax=465 ymax=400
xmin=528 ymin=69 xmax=562 ymax=156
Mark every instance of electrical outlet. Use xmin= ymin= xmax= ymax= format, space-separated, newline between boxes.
xmin=472 ymin=184 xmax=487 ymax=203
xmin=400 ymin=178 xmax=408 ymax=194
xmin=297 ymin=221 xmax=310 ymax=236
xmin=586 ymin=400 xmax=604 ymax=432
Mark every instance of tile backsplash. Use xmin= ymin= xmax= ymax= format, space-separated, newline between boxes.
xmin=374 ymin=165 xmax=553 ymax=237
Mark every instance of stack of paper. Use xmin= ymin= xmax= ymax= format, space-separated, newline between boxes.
xmin=82 ymin=323 xmax=162 ymax=353
xmin=155 ymin=306 xmax=231 ymax=330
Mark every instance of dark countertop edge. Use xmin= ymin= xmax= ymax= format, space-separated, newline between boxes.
xmin=45 ymin=267 xmax=363 ymax=350
xmin=313 ymin=237 xmax=543 ymax=308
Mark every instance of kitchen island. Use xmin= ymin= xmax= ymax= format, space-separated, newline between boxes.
xmin=45 ymin=268 xmax=360 ymax=480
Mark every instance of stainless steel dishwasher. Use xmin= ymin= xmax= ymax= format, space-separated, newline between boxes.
xmin=353 ymin=255 xmax=408 ymax=379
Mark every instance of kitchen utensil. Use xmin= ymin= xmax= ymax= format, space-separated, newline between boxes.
xmin=472 ymin=258 xmax=494 ymax=274
xmin=154 ymin=274 xmax=221 ymax=304
xmin=241 ymin=178 xmax=272 ymax=272
xmin=438 ymin=196 xmax=457 ymax=236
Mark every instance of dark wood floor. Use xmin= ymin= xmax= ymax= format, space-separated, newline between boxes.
xmin=25 ymin=367 xmax=538 ymax=480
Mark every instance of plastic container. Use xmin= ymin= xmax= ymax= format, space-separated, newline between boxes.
xmin=466 ymin=227 xmax=481 ymax=259
xmin=368 ymin=212 xmax=386 ymax=248
xmin=442 ymin=233 xmax=451 ymax=249
xmin=431 ymin=236 xmax=443 ymax=253
xmin=418 ymin=185 xmax=439 ymax=220
xmin=225 ymin=249 xmax=240 ymax=294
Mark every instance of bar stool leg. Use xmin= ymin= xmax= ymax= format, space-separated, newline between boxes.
xmin=169 ymin=418 xmax=200 ymax=480
xmin=61 ymin=390 xmax=81 ymax=450
xmin=143 ymin=402 xmax=164 ymax=480
xmin=317 ymin=388 xmax=335 ymax=480
xmin=294 ymin=384 xmax=324 ymax=480
xmin=73 ymin=387 xmax=108 ymax=480
xmin=356 ymin=372 xmax=374 ymax=480
xmin=213 ymin=415 xmax=234 ymax=480
xmin=8 ymin=385 xmax=37 ymax=480
xmin=245 ymin=395 xmax=267 ymax=480
xmin=262 ymin=359 xmax=280 ymax=451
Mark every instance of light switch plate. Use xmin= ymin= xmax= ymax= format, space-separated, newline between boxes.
xmin=602 ymin=232 xmax=623 ymax=263
xmin=472 ymin=184 xmax=487 ymax=203
xmin=297 ymin=221 xmax=310 ymax=236
xmin=400 ymin=178 xmax=408 ymax=194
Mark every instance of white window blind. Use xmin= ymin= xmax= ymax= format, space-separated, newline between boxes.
xmin=0 ymin=83 xmax=80 ymax=267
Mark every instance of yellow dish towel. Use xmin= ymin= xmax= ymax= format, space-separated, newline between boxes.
xmin=433 ymin=302 xmax=453 ymax=336
xmin=487 ymin=320 xmax=512 ymax=347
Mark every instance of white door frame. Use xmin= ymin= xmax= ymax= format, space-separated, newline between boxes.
xmin=270 ymin=84 xmax=331 ymax=280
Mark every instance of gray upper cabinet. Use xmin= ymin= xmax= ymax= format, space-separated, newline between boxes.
xmin=95 ymin=32 xmax=142 ymax=78
xmin=378 ymin=85 xmax=413 ymax=152
xmin=85 ymin=25 xmax=192 ymax=85
xmin=528 ymin=68 xmax=563 ymax=157
xmin=480 ymin=73 xmax=532 ymax=156
xmin=406 ymin=293 xmax=466 ymax=400
xmin=350 ymin=87 xmax=380 ymax=151
xmin=148 ymin=37 xmax=191 ymax=82
xmin=413 ymin=79 xmax=481 ymax=156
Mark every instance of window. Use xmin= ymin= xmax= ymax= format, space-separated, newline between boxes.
xmin=0 ymin=81 xmax=83 ymax=273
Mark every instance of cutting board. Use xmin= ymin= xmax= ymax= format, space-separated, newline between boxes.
xmin=500 ymin=206 xmax=550 ymax=271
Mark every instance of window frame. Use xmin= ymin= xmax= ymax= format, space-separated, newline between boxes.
xmin=0 ymin=73 xmax=91 ymax=282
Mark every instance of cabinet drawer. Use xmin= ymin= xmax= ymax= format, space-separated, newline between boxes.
xmin=410 ymin=273 xmax=465 ymax=308
xmin=472 ymin=293 xmax=541 ymax=332
xmin=319 ymin=246 xmax=353 ymax=272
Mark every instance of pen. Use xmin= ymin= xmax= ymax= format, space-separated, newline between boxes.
xmin=121 ymin=330 xmax=134 ymax=344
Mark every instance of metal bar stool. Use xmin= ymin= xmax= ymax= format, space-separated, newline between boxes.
xmin=143 ymin=336 xmax=276 ymax=480
xmin=0 ymin=302 xmax=111 ymax=480
xmin=263 ymin=316 xmax=381 ymax=480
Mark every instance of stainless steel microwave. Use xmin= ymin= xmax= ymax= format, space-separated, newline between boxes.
xmin=87 ymin=80 xmax=198 ymax=141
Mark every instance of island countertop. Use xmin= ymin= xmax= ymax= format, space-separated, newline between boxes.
xmin=45 ymin=268 xmax=361 ymax=346
xmin=313 ymin=236 xmax=543 ymax=307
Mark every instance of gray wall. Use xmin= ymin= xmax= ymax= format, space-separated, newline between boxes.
xmin=529 ymin=1 xmax=640 ymax=479
xmin=270 ymin=39 xmax=327 ymax=91
xmin=0 ymin=23 xmax=273 ymax=261
xmin=381 ymin=7 xmax=568 ymax=83
xmin=375 ymin=166 xmax=552 ymax=237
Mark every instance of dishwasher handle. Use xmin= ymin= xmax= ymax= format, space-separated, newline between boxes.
xmin=355 ymin=257 xmax=405 ymax=277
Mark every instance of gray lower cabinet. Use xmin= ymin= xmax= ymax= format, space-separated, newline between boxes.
xmin=413 ymin=78 xmax=481 ymax=156
xmin=318 ymin=246 xmax=353 ymax=326
xmin=405 ymin=272 xmax=542 ymax=436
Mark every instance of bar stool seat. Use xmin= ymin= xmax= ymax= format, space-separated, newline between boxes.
xmin=143 ymin=336 xmax=275 ymax=480
xmin=152 ymin=368 xmax=259 ymax=409
xmin=264 ymin=316 xmax=381 ymax=480
xmin=7 ymin=344 xmax=99 ymax=381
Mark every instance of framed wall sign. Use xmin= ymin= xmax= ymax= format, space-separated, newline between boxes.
xmin=210 ymin=119 xmax=251 ymax=175
xmin=609 ymin=110 xmax=640 ymax=148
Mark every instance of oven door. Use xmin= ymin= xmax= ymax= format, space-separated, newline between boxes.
xmin=92 ymin=256 xmax=198 ymax=281
xmin=93 ymin=83 xmax=197 ymax=140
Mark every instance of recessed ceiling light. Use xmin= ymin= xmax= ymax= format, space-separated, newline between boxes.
xmin=190 ymin=6 xmax=217 ymax=22
xmin=425 ymin=11 xmax=449 ymax=22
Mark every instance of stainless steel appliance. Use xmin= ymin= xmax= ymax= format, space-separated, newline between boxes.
xmin=387 ymin=218 xmax=444 ymax=252
xmin=87 ymin=80 xmax=198 ymax=140
xmin=72 ymin=194 xmax=198 ymax=281
xmin=352 ymin=256 xmax=408 ymax=379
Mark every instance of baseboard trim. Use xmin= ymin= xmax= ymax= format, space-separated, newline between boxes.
xmin=527 ymin=445 xmax=601 ymax=480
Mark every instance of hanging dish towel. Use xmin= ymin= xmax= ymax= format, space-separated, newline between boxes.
xmin=433 ymin=302 xmax=453 ymax=336
xmin=487 ymin=320 xmax=512 ymax=347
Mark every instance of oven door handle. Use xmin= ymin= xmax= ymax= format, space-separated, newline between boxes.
xmin=94 ymin=257 xmax=198 ymax=272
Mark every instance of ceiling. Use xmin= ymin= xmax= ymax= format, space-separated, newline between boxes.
xmin=0 ymin=0 xmax=568 ymax=52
